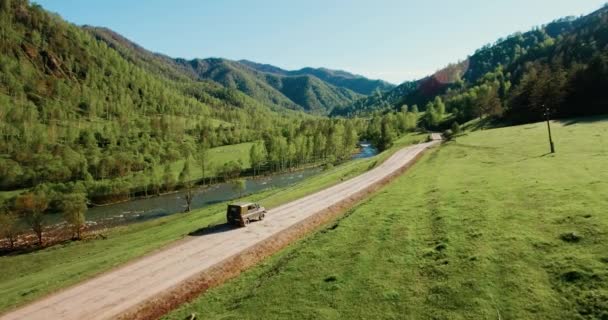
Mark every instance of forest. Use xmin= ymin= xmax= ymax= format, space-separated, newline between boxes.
xmin=334 ymin=5 xmax=608 ymax=129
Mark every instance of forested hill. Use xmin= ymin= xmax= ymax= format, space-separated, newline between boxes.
xmin=238 ymin=60 xmax=395 ymax=95
xmin=335 ymin=5 xmax=608 ymax=121
xmin=172 ymin=57 xmax=364 ymax=114
xmin=86 ymin=27 xmax=389 ymax=114
xmin=0 ymin=0 xmax=365 ymax=201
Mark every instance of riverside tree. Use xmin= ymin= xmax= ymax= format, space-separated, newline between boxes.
xmin=60 ymin=194 xmax=88 ymax=240
xmin=198 ymin=140 xmax=210 ymax=185
xmin=179 ymin=159 xmax=194 ymax=212
xmin=0 ymin=208 xmax=18 ymax=249
xmin=249 ymin=143 xmax=266 ymax=177
xmin=15 ymin=192 xmax=48 ymax=246
xmin=232 ymin=179 xmax=246 ymax=198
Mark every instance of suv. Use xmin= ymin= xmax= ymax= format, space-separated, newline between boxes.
xmin=226 ymin=202 xmax=267 ymax=227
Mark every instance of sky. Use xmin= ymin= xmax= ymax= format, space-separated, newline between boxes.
xmin=35 ymin=0 xmax=606 ymax=84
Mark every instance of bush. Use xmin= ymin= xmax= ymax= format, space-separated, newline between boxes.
xmin=442 ymin=129 xmax=454 ymax=140
xmin=451 ymin=122 xmax=461 ymax=135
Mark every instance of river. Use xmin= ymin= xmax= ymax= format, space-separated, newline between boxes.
xmin=28 ymin=143 xmax=378 ymax=230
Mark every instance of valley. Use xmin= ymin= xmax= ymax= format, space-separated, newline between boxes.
xmin=0 ymin=1 xmax=607 ymax=319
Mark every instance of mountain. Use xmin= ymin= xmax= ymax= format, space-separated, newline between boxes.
xmin=82 ymin=26 xmax=195 ymax=82
xmin=238 ymin=60 xmax=395 ymax=95
xmin=337 ymin=6 xmax=608 ymax=119
xmin=86 ymin=28 xmax=390 ymax=114
xmin=0 ymin=1 xmax=307 ymax=193
xmin=174 ymin=57 xmax=369 ymax=114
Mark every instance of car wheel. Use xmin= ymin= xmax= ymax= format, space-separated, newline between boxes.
xmin=260 ymin=213 xmax=265 ymax=221
xmin=244 ymin=219 xmax=250 ymax=226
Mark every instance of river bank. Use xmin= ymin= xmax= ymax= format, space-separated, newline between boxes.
xmin=1 ymin=143 xmax=380 ymax=251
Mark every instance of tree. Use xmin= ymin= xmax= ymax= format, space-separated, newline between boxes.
xmin=249 ymin=143 xmax=266 ymax=176
xmin=344 ymin=121 xmax=358 ymax=156
xmin=183 ymin=187 xmax=194 ymax=213
xmin=434 ymin=97 xmax=446 ymax=115
xmin=162 ymin=164 xmax=176 ymax=192
xmin=220 ymin=160 xmax=242 ymax=181
xmin=422 ymin=104 xmax=441 ymax=128
xmin=137 ymin=170 xmax=150 ymax=197
xmin=377 ymin=116 xmax=395 ymax=151
xmin=475 ymin=85 xmax=502 ymax=118
xmin=15 ymin=192 xmax=48 ymax=246
xmin=198 ymin=140 xmax=210 ymax=185
xmin=0 ymin=209 xmax=18 ymax=249
xmin=179 ymin=159 xmax=193 ymax=187
xmin=60 ymin=194 xmax=87 ymax=240
xmin=150 ymin=166 xmax=162 ymax=196
xmin=0 ymin=0 xmax=10 ymax=14
xmin=231 ymin=179 xmax=246 ymax=198
xmin=451 ymin=122 xmax=461 ymax=135
xmin=179 ymin=159 xmax=194 ymax=212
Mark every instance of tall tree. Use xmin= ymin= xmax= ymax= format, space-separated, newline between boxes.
xmin=179 ymin=159 xmax=194 ymax=212
xmin=231 ymin=179 xmax=246 ymax=198
xmin=60 ymin=194 xmax=87 ymax=240
xmin=0 ymin=208 xmax=18 ymax=249
xmin=179 ymin=158 xmax=193 ymax=187
xmin=163 ymin=164 xmax=176 ymax=192
xmin=249 ymin=143 xmax=266 ymax=176
xmin=198 ymin=140 xmax=210 ymax=185
xmin=15 ymin=192 xmax=48 ymax=246
xmin=377 ymin=117 xmax=395 ymax=151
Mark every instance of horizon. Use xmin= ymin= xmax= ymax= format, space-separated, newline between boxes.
xmin=34 ymin=1 xmax=607 ymax=83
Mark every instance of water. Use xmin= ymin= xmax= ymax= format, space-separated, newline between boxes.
xmin=83 ymin=167 xmax=324 ymax=227
xmin=30 ymin=143 xmax=378 ymax=230
xmin=352 ymin=142 xmax=378 ymax=159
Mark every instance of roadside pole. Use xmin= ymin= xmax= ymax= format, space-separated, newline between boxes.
xmin=544 ymin=105 xmax=555 ymax=153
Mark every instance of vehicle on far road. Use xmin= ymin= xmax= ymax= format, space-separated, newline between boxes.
xmin=227 ymin=202 xmax=267 ymax=227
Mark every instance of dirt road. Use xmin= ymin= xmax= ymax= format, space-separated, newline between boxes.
xmin=1 ymin=138 xmax=440 ymax=320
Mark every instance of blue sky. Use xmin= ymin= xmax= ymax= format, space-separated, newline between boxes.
xmin=35 ymin=0 xmax=606 ymax=84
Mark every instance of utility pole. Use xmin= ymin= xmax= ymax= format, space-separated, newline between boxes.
xmin=543 ymin=105 xmax=555 ymax=153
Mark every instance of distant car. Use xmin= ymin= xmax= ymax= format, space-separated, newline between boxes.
xmin=226 ymin=202 xmax=266 ymax=227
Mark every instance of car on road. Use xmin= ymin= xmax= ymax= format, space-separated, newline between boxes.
xmin=227 ymin=202 xmax=267 ymax=227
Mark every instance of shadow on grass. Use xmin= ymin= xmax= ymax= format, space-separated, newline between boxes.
xmin=463 ymin=116 xmax=506 ymax=131
xmin=557 ymin=114 xmax=608 ymax=126
xmin=0 ymin=239 xmax=74 ymax=257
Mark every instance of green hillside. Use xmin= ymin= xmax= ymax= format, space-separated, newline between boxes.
xmin=335 ymin=6 xmax=608 ymax=122
xmin=166 ymin=117 xmax=608 ymax=320
xmin=0 ymin=0 xmax=364 ymax=206
xmin=175 ymin=58 xmax=364 ymax=114
xmin=86 ymin=28 xmax=382 ymax=114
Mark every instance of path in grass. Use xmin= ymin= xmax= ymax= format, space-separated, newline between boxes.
xmin=165 ymin=118 xmax=608 ymax=320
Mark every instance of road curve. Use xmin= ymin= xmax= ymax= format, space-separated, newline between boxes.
xmin=1 ymin=137 xmax=441 ymax=320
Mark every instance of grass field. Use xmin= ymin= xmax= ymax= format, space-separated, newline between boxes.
xmin=165 ymin=117 xmax=608 ymax=320
xmin=0 ymin=133 xmax=426 ymax=313
xmin=169 ymin=141 xmax=255 ymax=179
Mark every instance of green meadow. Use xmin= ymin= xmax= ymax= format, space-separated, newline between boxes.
xmin=166 ymin=117 xmax=608 ymax=320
